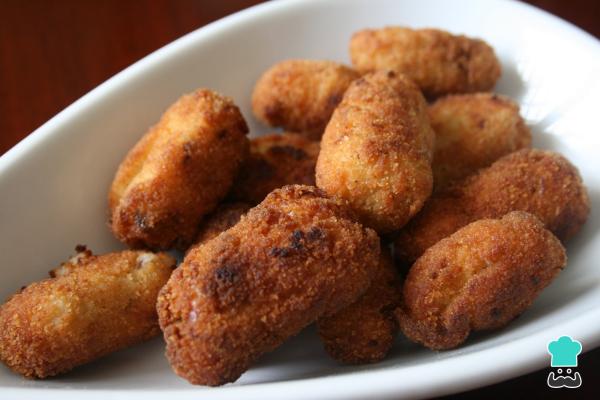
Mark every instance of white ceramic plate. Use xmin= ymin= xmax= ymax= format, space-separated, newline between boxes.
xmin=1 ymin=0 xmax=599 ymax=398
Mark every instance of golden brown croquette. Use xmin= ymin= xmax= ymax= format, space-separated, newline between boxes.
xmin=317 ymin=248 xmax=401 ymax=364
xmin=109 ymin=88 xmax=249 ymax=250
xmin=0 ymin=247 xmax=175 ymax=378
xmin=396 ymin=212 xmax=566 ymax=350
xmin=252 ymin=60 xmax=360 ymax=140
xmin=157 ymin=185 xmax=380 ymax=386
xmin=394 ymin=149 xmax=590 ymax=264
xmin=430 ymin=93 xmax=531 ymax=190
xmin=350 ymin=27 xmax=501 ymax=98
xmin=230 ymin=133 xmax=320 ymax=205
xmin=316 ymin=70 xmax=435 ymax=233
xmin=186 ymin=202 xmax=251 ymax=254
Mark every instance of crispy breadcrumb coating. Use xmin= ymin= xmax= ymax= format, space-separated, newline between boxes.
xmin=395 ymin=149 xmax=590 ymax=264
xmin=430 ymin=93 xmax=531 ymax=190
xmin=396 ymin=212 xmax=566 ymax=350
xmin=316 ymin=70 xmax=435 ymax=233
xmin=188 ymin=199 xmax=397 ymax=366
xmin=187 ymin=202 xmax=250 ymax=253
xmin=350 ymin=27 xmax=501 ymax=98
xmin=109 ymin=88 xmax=249 ymax=250
xmin=394 ymin=196 xmax=472 ymax=266
xmin=157 ymin=185 xmax=380 ymax=386
xmin=252 ymin=60 xmax=360 ymax=140
xmin=230 ymin=133 xmax=320 ymax=204
xmin=0 ymin=247 xmax=175 ymax=378
xmin=460 ymin=150 xmax=589 ymax=241
xmin=317 ymin=248 xmax=401 ymax=364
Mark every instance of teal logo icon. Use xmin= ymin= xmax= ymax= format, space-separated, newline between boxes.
xmin=546 ymin=336 xmax=582 ymax=389
xmin=548 ymin=336 xmax=582 ymax=367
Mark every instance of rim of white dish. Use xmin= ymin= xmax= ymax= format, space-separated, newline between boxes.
xmin=1 ymin=0 xmax=599 ymax=398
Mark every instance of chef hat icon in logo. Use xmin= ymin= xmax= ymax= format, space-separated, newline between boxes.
xmin=547 ymin=336 xmax=582 ymax=367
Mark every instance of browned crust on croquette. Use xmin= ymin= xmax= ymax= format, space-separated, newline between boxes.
xmin=430 ymin=93 xmax=531 ymax=190
xmin=394 ymin=195 xmax=472 ymax=266
xmin=187 ymin=202 xmax=251 ymax=254
xmin=350 ymin=27 xmax=501 ymax=98
xmin=109 ymin=89 xmax=249 ymax=250
xmin=157 ymin=185 xmax=380 ymax=386
xmin=394 ymin=149 xmax=590 ymax=264
xmin=461 ymin=149 xmax=590 ymax=242
xmin=252 ymin=60 xmax=360 ymax=140
xmin=317 ymin=248 xmax=401 ymax=364
xmin=396 ymin=212 xmax=566 ymax=350
xmin=316 ymin=70 xmax=435 ymax=233
xmin=229 ymin=133 xmax=321 ymax=205
xmin=0 ymin=249 xmax=175 ymax=378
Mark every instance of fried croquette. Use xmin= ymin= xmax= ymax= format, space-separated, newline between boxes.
xmin=252 ymin=60 xmax=360 ymax=139
xmin=157 ymin=185 xmax=380 ymax=386
xmin=394 ymin=196 xmax=472 ymax=267
xmin=0 ymin=247 xmax=175 ymax=378
xmin=316 ymin=70 xmax=435 ymax=233
xmin=395 ymin=149 xmax=590 ymax=263
xmin=317 ymin=248 xmax=401 ymax=364
xmin=230 ymin=133 xmax=321 ymax=204
xmin=430 ymin=93 xmax=531 ymax=190
xmin=109 ymin=88 xmax=249 ymax=250
xmin=350 ymin=27 xmax=501 ymax=98
xmin=396 ymin=212 xmax=566 ymax=350
xmin=188 ymin=202 xmax=250 ymax=253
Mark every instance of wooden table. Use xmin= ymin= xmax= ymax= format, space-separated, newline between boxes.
xmin=0 ymin=1 xmax=598 ymax=398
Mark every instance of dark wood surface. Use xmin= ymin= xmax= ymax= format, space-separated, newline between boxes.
xmin=0 ymin=0 xmax=598 ymax=398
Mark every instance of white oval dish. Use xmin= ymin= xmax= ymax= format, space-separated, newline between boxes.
xmin=1 ymin=0 xmax=599 ymax=398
